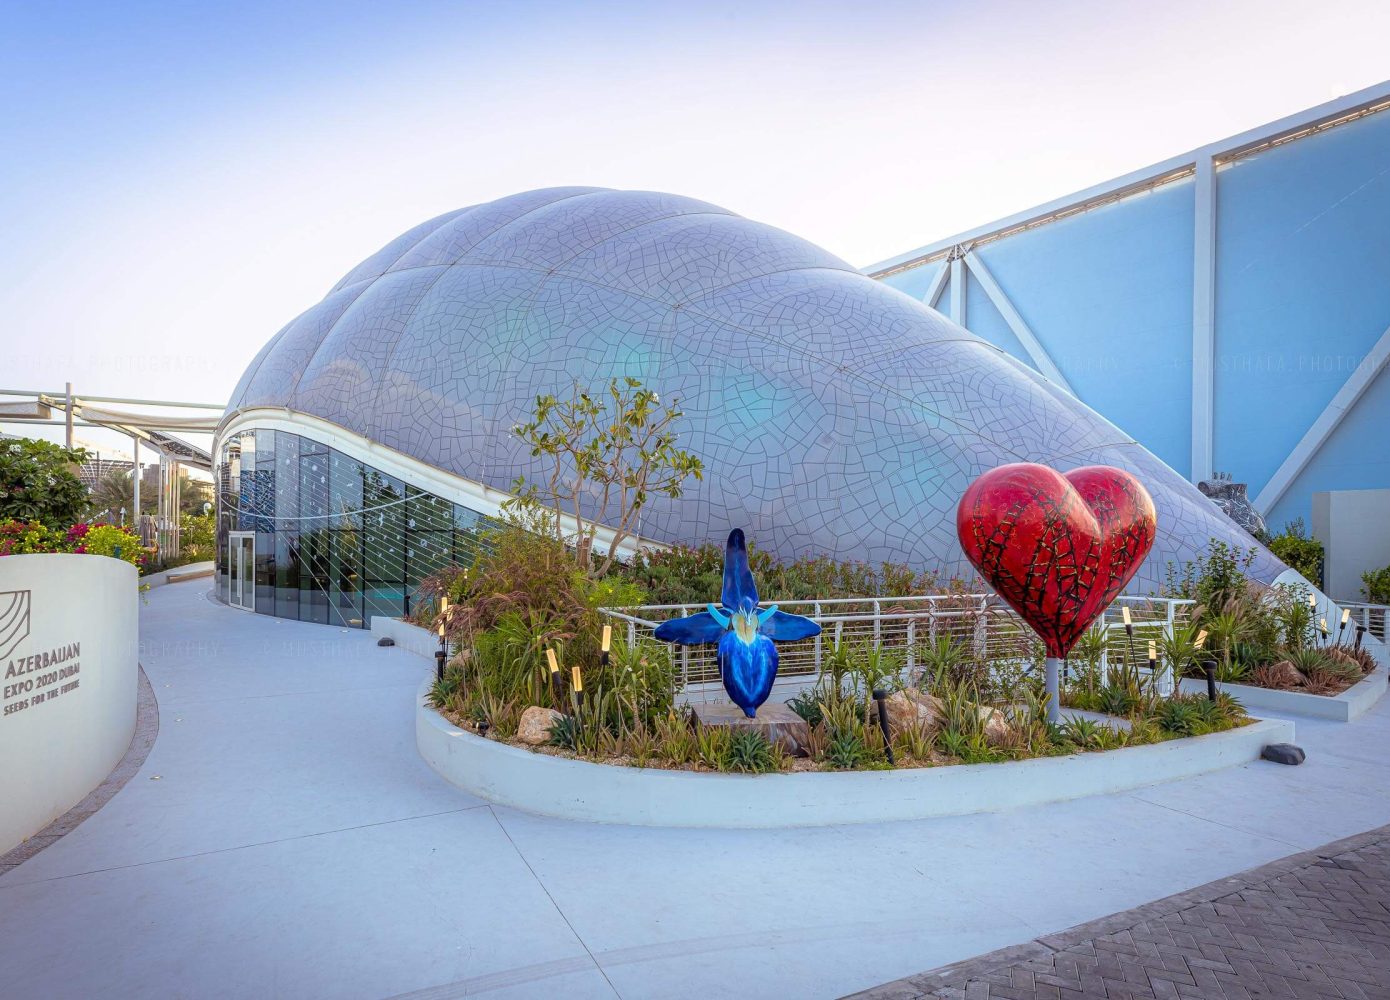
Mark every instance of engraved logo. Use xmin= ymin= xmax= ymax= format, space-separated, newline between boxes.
xmin=0 ymin=589 xmax=32 ymax=660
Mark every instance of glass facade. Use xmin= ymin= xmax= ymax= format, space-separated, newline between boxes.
xmin=215 ymin=427 xmax=495 ymax=627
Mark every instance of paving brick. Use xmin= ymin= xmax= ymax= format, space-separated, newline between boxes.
xmin=849 ymin=826 xmax=1390 ymax=1000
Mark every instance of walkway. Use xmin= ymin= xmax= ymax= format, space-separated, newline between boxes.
xmin=854 ymin=826 xmax=1390 ymax=999
xmin=1 ymin=584 xmax=1389 ymax=999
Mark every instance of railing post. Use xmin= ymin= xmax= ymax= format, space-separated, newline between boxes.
xmin=873 ymin=599 xmax=881 ymax=648
xmin=906 ymin=619 xmax=916 ymax=676
xmin=813 ymin=601 xmax=823 ymax=674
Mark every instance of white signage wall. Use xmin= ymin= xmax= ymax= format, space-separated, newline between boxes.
xmin=0 ymin=554 xmax=138 ymax=855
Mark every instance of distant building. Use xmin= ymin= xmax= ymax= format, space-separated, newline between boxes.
xmin=867 ymin=82 xmax=1390 ymax=536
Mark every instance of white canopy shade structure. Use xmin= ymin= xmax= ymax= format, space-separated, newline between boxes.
xmin=0 ymin=387 xmax=222 ymax=558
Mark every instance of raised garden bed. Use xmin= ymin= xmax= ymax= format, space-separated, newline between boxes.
xmin=414 ymin=675 xmax=1294 ymax=827
xmin=1179 ymin=666 xmax=1385 ymax=722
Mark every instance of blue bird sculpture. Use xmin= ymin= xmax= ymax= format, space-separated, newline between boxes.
xmin=653 ymin=529 xmax=822 ymax=717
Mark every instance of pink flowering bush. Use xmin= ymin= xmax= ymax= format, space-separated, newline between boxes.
xmin=0 ymin=518 xmax=147 ymax=570
xmin=0 ymin=519 xmax=67 ymax=555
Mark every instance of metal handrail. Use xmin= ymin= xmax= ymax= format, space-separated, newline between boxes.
xmin=600 ymin=594 xmax=1196 ymax=697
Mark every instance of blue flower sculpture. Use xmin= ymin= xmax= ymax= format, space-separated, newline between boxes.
xmin=653 ymin=529 xmax=822 ymax=717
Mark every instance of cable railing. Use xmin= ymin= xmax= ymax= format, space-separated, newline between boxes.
xmin=600 ymin=593 xmax=1195 ymax=700
xmin=1338 ymin=602 xmax=1390 ymax=643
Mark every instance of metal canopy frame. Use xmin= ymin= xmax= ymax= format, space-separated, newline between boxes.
xmin=0 ymin=388 xmax=218 ymax=471
xmin=864 ymin=80 xmax=1390 ymax=511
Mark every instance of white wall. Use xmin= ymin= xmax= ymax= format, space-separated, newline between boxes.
xmin=1313 ymin=489 xmax=1390 ymax=603
xmin=0 ymin=554 xmax=139 ymax=855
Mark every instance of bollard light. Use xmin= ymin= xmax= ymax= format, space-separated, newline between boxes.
xmin=1202 ymin=659 xmax=1218 ymax=702
xmin=872 ymin=689 xmax=895 ymax=765
xmin=600 ymin=624 xmax=612 ymax=667
xmin=546 ymin=648 xmax=562 ymax=698
xmin=571 ymin=665 xmax=583 ymax=694
xmin=434 ymin=647 xmax=446 ymax=683
xmin=1195 ymin=629 xmax=1207 ymax=649
xmin=1120 ymin=605 xmax=1137 ymax=670
xmin=1355 ymin=624 xmax=1366 ymax=652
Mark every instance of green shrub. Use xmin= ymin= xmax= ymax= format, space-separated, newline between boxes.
xmin=1163 ymin=539 xmax=1257 ymax=610
xmin=0 ymin=519 xmax=68 ymax=555
xmin=1153 ymin=697 xmax=1208 ymax=737
xmin=620 ymin=539 xmax=963 ymax=605
xmin=725 ymin=729 xmax=780 ymax=773
xmin=786 ymin=688 xmax=823 ymax=727
xmin=694 ymin=725 xmax=733 ymax=771
xmin=1266 ymin=518 xmax=1323 ymax=586
xmin=74 ymin=524 xmax=145 ymax=568
xmin=547 ymin=714 xmax=579 ymax=751
xmin=1363 ymin=564 xmax=1390 ymax=604
xmin=0 ymin=438 xmax=89 ymax=529
xmin=824 ymin=729 xmax=870 ymax=769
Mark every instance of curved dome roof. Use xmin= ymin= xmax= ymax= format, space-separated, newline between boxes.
xmin=228 ymin=187 xmax=1282 ymax=587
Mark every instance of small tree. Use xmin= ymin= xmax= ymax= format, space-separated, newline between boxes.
xmin=505 ymin=378 xmax=703 ymax=576
xmin=0 ymin=437 xmax=89 ymax=529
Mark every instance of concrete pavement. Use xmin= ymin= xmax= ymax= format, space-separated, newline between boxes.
xmin=2 ymin=583 xmax=1389 ymax=999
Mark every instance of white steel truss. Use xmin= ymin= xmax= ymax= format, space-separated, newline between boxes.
xmin=1253 ymin=323 xmax=1390 ymax=515
xmin=869 ymin=78 xmax=1390 ymax=492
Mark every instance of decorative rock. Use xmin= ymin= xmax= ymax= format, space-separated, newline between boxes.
xmin=1326 ymin=647 xmax=1360 ymax=669
xmin=692 ymin=701 xmax=811 ymax=756
xmin=977 ymin=706 xmax=1013 ymax=747
xmin=1266 ymin=660 xmax=1304 ymax=687
xmin=517 ymin=706 xmax=565 ymax=746
xmin=880 ymin=690 xmax=944 ymax=733
xmin=376 ymin=637 xmax=395 ymax=647
xmin=1261 ymin=743 xmax=1306 ymax=765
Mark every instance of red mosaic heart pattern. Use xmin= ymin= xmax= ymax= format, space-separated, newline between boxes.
xmin=956 ymin=463 xmax=1157 ymax=658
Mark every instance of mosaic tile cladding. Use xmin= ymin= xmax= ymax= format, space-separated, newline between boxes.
xmin=223 ymin=186 xmax=1285 ymax=615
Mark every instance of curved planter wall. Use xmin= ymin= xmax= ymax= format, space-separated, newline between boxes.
xmin=0 ymin=555 xmax=139 ymax=854
xmin=416 ymin=677 xmax=1295 ymax=828
xmin=1179 ymin=668 xmax=1386 ymax=722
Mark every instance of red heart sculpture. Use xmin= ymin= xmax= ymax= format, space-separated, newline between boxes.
xmin=956 ymin=463 xmax=1157 ymax=659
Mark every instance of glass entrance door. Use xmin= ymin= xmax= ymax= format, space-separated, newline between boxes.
xmin=229 ymin=532 xmax=255 ymax=611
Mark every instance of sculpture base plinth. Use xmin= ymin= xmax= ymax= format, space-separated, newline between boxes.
xmin=691 ymin=701 xmax=811 ymax=757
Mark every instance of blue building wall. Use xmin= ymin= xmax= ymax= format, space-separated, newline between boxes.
xmin=877 ymin=102 xmax=1390 ymax=534
xmin=1212 ymin=109 xmax=1390 ymax=529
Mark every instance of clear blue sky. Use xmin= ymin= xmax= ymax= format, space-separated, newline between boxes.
xmin=4 ymin=0 xmax=1389 ymax=449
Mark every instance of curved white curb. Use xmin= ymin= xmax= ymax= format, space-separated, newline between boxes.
xmin=415 ymin=677 xmax=1297 ymax=828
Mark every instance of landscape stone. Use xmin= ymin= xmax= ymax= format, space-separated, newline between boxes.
xmin=517 ymin=706 xmax=565 ymax=746
xmin=1262 ymin=742 xmax=1306 ymax=765
xmin=1266 ymin=659 xmax=1304 ymax=687
xmin=692 ymin=701 xmax=811 ymax=756
xmin=376 ymin=637 xmax=395 ymax=647
xmin=879 ymin=689 xmax=944 ymax=734
xmin=977 ymin=706 xmax=1012 ymax=747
